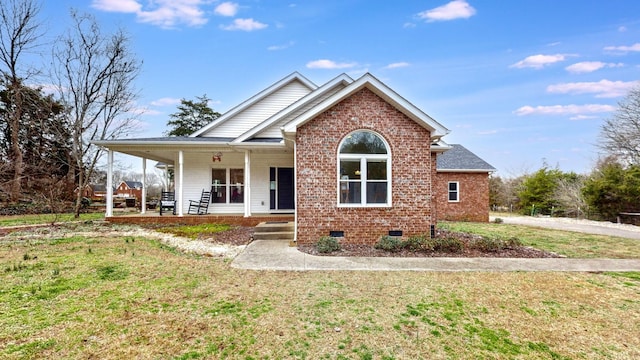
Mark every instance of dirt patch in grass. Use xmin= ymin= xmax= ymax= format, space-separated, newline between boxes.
xmin=299 ymin=229 xmax=561 ymax=258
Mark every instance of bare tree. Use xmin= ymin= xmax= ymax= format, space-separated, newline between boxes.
xmin=599 ymin=85 xmax=640 ymax=164
xmin=52 ymin=10 xmax=141 ymax=216
xmin=554 ymin=175 xmax=587 ymax=218
xmin=0 ymin=0 xmax=43 ymax=202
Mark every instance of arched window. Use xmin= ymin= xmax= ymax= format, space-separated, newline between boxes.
xmin=338 ymin=130 xmax=391 ymax=206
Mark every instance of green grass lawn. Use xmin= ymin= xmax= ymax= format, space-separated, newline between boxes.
xmin=0 ymin=212 xmax=105 ymax=227
xmin=1 ymin=223 xmax=639 ymax=359
xmin=439 ymin=221 xmax=640 ymax=259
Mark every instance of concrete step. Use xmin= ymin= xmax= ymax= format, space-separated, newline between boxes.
xmin=253 ymin=231 xmax=294 ymax=240
xmin=254 ymin=221 xmax=294 ymax=233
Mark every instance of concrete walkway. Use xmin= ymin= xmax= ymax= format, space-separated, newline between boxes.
xmin=231 ymin=240 xmax=640 ymax=272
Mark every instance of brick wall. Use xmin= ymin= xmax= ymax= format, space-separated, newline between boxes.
xmin=295 ymin=88 xmax=435 ymax=245
xmin=435 ymin=172 xmax=490 ymax=222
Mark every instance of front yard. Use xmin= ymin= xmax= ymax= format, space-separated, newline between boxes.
xmin=1 ymin=222 xmax=639 ymax=359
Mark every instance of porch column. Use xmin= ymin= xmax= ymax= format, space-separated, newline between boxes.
xmin=105 ymin=149 xmax=114 ymax=217
xmin=164 ymin=164 xmax=169 ymax=191
xmin=177 ymin=150 xmax=184 ymax=216
xmin=293 ymin=142 xmax=297 ymax=243
xmin=244 ymin=150 xmax=251 ymax=217
xmin=141 ymin=158 xmax=147 ymax=214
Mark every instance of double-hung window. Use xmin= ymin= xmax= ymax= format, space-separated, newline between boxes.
xmin=212 ymin=168 xmax=244 ymax=204
xmin=338 ymin=130 xmax=391 ymax=206
xmin=448 ymin=181 xmax=459 ymax=202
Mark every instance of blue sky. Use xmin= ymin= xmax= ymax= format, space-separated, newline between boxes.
xmin=41 ymin=0 xmax=640 ymax=176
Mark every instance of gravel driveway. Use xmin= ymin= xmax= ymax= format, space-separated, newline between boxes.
xmin=492 ymin=215 xmax=640 ymax=240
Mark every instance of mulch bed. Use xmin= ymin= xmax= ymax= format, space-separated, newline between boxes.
xmin=297 ymin=229 xmax=561 ymax=258
xmin=205 ymin=226 xmax=255 ymax=246
xmin=297 ymin=244 xmax=559 ymax=258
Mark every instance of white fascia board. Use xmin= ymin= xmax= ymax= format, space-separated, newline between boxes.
xmin=92 ymin=139 xmax=230 ymax=147
xmin=189 ymin=72 xmax=318 ymax=138
xmin=282 ymin=73 xmax=450 ymax=138
xmin=233 ymin=73 xmax=354 ymax=143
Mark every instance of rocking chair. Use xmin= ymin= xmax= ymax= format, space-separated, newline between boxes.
xmin=188 ymin=190 xmax=211 ymax=215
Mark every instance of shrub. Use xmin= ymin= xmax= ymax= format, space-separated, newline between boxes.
xmin=471 ymin=237 xmax=504 ymax=252
xmin=404 ymin=235 xmax=431 ymax=251
xmin=470 ymin=236 xmax=523 ymax=252
xmin=316 ymin=236 xmax=341 ymax=253
xmin=375 ymin=235 xmax=404 ymax=252
xmin=431 ymin=237 xmax=464 ymax=253
xmin=493 ymin=217 xmax=504 ymax=224
xmin=504 ymin=237 xmax=522 ymax=248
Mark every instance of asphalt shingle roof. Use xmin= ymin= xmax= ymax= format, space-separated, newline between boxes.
xmin=436 ymin=144 xmax=495 ymax=172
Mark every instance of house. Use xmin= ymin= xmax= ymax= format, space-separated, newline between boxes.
xmin=436 ymin=144 xmax=495 ymax=222
xmin=94 ymin=72 xmax=494 ymax=245
xmin=76 ymin=184 xmax=109 ymax=201
xmin=115 ymin=181 xmax=143 ymax=199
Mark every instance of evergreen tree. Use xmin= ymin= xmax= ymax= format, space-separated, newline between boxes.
xmin=165 ymin=95 xmax=220 ymax=136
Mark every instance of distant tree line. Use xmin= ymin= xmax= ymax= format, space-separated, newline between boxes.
xmin=491 ymin=159 xmax=640 ymax=224
xmin=490 ymin=80 xmax=640 ymax=223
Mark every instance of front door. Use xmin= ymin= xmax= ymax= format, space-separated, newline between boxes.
xmin=270 ymin=167 xmax=294 ymax=210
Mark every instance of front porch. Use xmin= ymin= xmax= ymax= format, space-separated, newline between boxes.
xmin=106 ymin=212 xmax=294 ymax=227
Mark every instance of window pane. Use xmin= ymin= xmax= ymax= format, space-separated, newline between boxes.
xmin=230 ymin=169 xmax=244 ymax=184
xmin=231 ymin=185 xmax=243 ymax=203
xmin=212 ymin=169 xmax=226 ymax=184
xmin=449 ymin=182 xmax=457 ymax=191
xmin=340 ymin=181 xmax=361 ymax=204
xmin=340 ymin=160 xmax=361 ymax=179
xmin=340 ymin=131 xmax=387 ymax=154
xmin=212 ymin=185 xmax=227 ymax=203
xmin=367 ymin=182 xmax=387 ymax=203
xmin=449 ymin=192 xmax=458 ymax=201
xmin=367 ymin=160 xmax=387 ymax=180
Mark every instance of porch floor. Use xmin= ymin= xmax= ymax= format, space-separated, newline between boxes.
xmin=106 ymin=211 xmax=294 ymax=227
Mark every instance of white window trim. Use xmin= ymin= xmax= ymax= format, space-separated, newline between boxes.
xmin=211 ymin=167 xmax=245 ymax=205
xmin=337 ymin=130 xmax=392 ymax=208
xmin=448 ymin=181 xmax=460 ymax=203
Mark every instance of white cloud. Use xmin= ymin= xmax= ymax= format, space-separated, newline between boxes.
xmin=565 ymin=61 xmax=623 ymax=74
xmin=91 ymin=0 xmax=141 ymax=12
xmin=306 ymin=59 xmax=357 ymax=69
xmin=267 ymin=41 xmax=295 ymax=51
xmin=150 ymin=97 xmax=181 ymax=107
xmin=418 ymin=0 xmax=476 ymax=22
xmin=214 ymin=2 xmax=238 ymax=17
xmin=546 ymin=79 xmax=636 ymax=98
xmin=385 ymin=62 xmax=410 ymax=69
xmin=618 ymin=26 xmax=627 ymax=32
xmin=569 ymin=115 xmax=598 ymax=121
xmin=510 ymin=54 xmax=568 ymax=69
xmin=514 ymin=104 xmax=616 ymax=116
xmin=220 ymin=18 xmax=268 ymax=31
xmin=92 ymin=0 xmax=209 ymax=28
xmin=604 ymin=43 xmax=640 ymax=54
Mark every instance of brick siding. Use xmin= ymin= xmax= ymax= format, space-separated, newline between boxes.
xmin=435 ymin=172 xmax=490 ymax=222
xmin=295 ymin=88 xmax=435 ymax=245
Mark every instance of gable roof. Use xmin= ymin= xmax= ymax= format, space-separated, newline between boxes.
xmin=233 ymin=73 xmax=354 ymax=143
xmin=437 ymin=144 xmax=495 ymax=173
xmin=190 ymin=72 xmax=317 ymax=138
xmin=120 ymin=181 xmax=143 ymax=189
xmin=282 ymin=73 xmax=450 ymax=139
